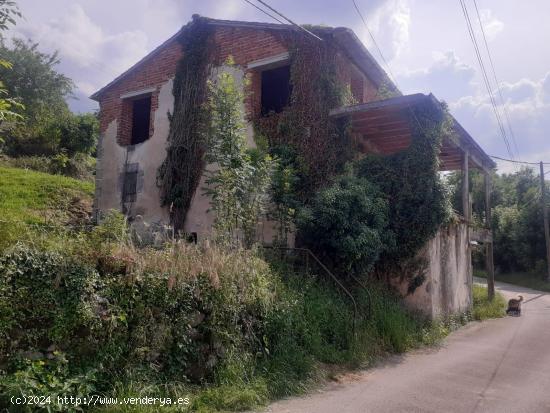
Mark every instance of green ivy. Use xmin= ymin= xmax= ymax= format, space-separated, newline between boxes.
xmin=157 ymin=19 xmax=213 ymax=230
xmin=356 ymin=101 xmax=452 ymax=269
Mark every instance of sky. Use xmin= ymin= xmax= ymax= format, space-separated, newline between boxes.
xmin=10 ymin=0 xmax=550 ymax=172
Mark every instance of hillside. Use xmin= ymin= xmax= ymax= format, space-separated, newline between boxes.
xmin=0 ymin=166 xmax=94 ymax=249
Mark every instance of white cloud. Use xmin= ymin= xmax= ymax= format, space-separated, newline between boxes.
xmin=450 ymin=72 xmax=550 ymax=167
xmin=14 ymin=4 xmax=148 ymax=94
xmin=398 ymin=51 xmax=476 ymax=101
xmin=362 ymin=0 xmax=411 ymax=60
xmin=478 ymin=9 xmax=504 ymax=41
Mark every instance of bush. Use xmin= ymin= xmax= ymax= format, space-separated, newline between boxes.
xmin=0 ymin=234 xmax=447 ymax=412
xmin=0 ymin=154 xmax=96 ymax=180
xmin=297 ymin=174 xmax=391 ymax=276
xmin=0 ymin=246 xmax=106 ymax=366
xmin=472 ymin=285 xmax=507 ymax=320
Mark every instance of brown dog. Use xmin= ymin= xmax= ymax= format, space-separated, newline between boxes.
xmin=506 ymin=295 xmax=524 ymax=316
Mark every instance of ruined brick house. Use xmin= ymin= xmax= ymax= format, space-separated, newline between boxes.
xmin=91 ymin=15 xmax=496 ymax=318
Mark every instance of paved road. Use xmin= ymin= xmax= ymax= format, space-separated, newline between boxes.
xmin=263 ymin=280 xmax=550 ymax=413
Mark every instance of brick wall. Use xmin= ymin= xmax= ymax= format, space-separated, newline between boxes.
xmin=97 ymin=39 xmax=182 ymax=144
xmin=96 ymin=25 xmax=380 ymax=144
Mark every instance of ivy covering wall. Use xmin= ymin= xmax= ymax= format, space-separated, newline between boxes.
xmin=157 ymin=20 xmax=213 ymax=230
xmin=158 ymin=22 xmax=451 ymax=282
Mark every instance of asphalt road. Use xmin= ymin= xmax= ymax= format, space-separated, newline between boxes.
xmin=263 ymin=279 xmax=550 ymax=413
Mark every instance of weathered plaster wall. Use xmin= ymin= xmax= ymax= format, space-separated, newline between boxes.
xmin=394 ymin=223 xmax=472 ymax=319
xmin=95 ymin=79 xmax=173 ymax=224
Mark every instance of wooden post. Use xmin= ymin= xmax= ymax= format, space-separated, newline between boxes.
xmin=485 ymin=172 xmax=495 ymax=300
xmin=463 ymin=151 xmax=473 ymax=307
xmin=539 ymin=162 xmax=550 ymax=282
xmin=462 ymin=151 xmax=470 ymax=220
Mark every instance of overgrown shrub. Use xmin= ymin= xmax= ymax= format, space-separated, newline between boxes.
xmin=0 ymin=235 xmax=445 ymax=412
xmin=297 ymin=173 xmax=391 ymax=276
xmin=355 ymin=102 xmax=451 ymax=267
xmin=0 ymin=153 xmax=96 ymax=180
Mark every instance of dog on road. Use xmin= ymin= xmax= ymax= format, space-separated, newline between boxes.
xmin=506 ymin=295 xmax=524 ymax=316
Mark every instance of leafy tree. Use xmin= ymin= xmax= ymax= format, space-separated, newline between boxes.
xmin=203 ymin=62 xmax=274 ymax=246
xmin=0 ymin=0 xmax=22 ymax=140
xmin=46 ymin=112 xmax=99 ymax=156
xmin=449 ymin=167 xmax=549 ymax=274
xmin=0 ymin=38 xmax=74 ymax=155
xmin=0 ymin=0 xmax=20 ymax=34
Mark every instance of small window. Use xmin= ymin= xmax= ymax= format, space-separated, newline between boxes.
xmin=261 ymin=65 xmax=291 ymax=115
xmin=131 ymin=96 xmax=151 ymax=145
xmin=123 ymin=170 xmax=138 ymax=203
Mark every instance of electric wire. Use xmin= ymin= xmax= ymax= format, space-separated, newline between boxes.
xmin=351 ymin=0 xmax=398 ymax=85
xmin=473 ymin=0 xmax=521 ymax=161
xmin=459 ymin=0 xmax=514 ymax=162
xmin=242 ymin=0 xmax=285 ymax=25
xmin=253 ymin=0 xmax=323 ymax=41
xmin=489 ymin=155 xmax=550 ymax=165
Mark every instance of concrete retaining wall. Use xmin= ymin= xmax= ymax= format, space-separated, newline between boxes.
xmin=394 ymin=223 xmax=473 ymax=319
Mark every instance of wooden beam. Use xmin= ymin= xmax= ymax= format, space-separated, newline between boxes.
xmin=329 ymin=93 xmax=429 ymax=118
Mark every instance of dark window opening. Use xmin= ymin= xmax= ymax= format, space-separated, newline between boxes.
xmin=123 ymin=170 xmax=138 ymax=203
xmin=261 ymin=65 xmax=291 ymax=115
xmin=131 ymin=96 xmax=151 ymax=145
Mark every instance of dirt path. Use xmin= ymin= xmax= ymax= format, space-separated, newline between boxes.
xmin=262 ymin=280 xmax=550 ymax=413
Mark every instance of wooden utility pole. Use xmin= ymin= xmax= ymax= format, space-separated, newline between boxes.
xmin=462 ymin=151 xmax=470 ymax=220
xmin=540 ymin=162 xmax=550 ymax=282
xmin=484 ymin=173 xmax=495 ymax=300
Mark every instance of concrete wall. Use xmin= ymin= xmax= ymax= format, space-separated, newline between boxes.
xmin=394 ymin=222 xmax=473 ymax=319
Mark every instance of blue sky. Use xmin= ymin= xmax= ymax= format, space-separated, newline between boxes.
xmin=11 ymin=0 xmax=550 ymax=171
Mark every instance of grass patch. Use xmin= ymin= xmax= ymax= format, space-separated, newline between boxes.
xmin=472 ymin=284 xmax=507 ymax=320
xmin=475 ymin=269 xmax=550 ymax=293
xmin=0 ymin=166 xmax=94 ymax=251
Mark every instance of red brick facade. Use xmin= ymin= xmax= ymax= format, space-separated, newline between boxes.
xmin=95 ymin=25 xmax=379 ymax=144
xmin=97 ymin=39 xmax=182 ymax=145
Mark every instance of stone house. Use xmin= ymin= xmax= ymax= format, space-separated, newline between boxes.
xmin=91 ymin=15 xmax=496 ymax=318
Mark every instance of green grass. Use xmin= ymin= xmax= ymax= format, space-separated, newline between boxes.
xmin=0 ymin=166 xmax=94 ymax=251
xmin=472 ymin=284 xmax=507 ymax=320
xmin=475 ymin=269 xmax=550 ymax=293
xmin=0 ymin=166 xmax=94 ymax=223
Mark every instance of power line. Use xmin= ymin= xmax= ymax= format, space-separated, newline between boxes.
xmin=350 ymin=0 xmax=445 ymax=157
xmin=472 ymin=0 xmax=521 ymax=161
xmin=351 ymin=0 xmax=398 ymax=85
xmin=242 ymin=0 xmax=285 ymax=25
xmin=253 ymin=0 xmax=323 ymax=41
xmin=490 ymin=155 xmax=550 ymax=165
xmin=458 ymin=0 xmax=515 ymax=162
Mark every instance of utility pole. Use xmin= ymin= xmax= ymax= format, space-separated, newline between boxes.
xmin=540 ymin=161 xmax=550 ymax=282
xmin=485 ymin=173 xmax=495 ymax=300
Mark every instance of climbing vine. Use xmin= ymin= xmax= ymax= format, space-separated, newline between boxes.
xmin=254 ymin=30 xmax=356 ymax=201
xmin=157 ymin=19 xmax=213 ymax=230
xmin=252 ymin=30 xmax=357 ymax=243
xmin=203 ymin=61 xmax=275 ymax=247
xmin=355 ymin=101 xmax=453 ymax=276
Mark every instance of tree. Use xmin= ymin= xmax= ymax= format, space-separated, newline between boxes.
xmin=0 ymin=38 xmax=74 ymax=156
xmin=46 ymin=112 xmax=99 ymax=156
xmin=203 ymin=63 xmax=274 ymax=247
xmin=448 ymin=167 xmax=549 ymax=274
xmin=0 ymin=0 xmax=23 ymax=140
